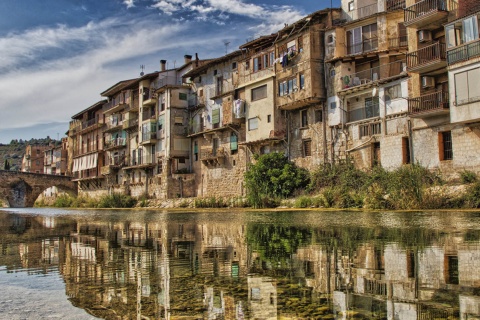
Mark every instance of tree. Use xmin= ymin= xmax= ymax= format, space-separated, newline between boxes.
xmin=4 ymin=159 xmax=10 ymax=170
xmin=244 ymin=152 xmax=309 ymax=208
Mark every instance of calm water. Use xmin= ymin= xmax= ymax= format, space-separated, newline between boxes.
xmin=0 ymin=209 xmax=479 ymax=320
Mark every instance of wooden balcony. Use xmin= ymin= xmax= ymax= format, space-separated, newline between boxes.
xmin=388 ymin=36 xmax=408 ymax=49
xmin=406 ymin=42 xmax=447 ymax=73
xmin=447 ymin=40 xmax=480 ymax=66
xmin=408 ymin=91 xmax=449 ymax=117
xmin=200 ymin=147 xmax=225 ymax=166
xmin=404 ymin=0 xmax=450 ymax=28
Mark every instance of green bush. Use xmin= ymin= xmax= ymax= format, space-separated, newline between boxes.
xmin=98 ymin=193 xmax=136 ymax=208
xmin=464 ymin=181 xmax=480 ymax=208
xmin=245 ymin=153 xmax=309 ymax=208
xmin=53 ymin=194 xmax=75 ymax=207
xmin=460 ymin=170 xmax=477 ymax=184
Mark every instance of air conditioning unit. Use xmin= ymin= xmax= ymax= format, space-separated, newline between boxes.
xmin=418 ymin=30 xmax=432 ymax=43
xmin=421 ymin=76 xmax=435 ymax=88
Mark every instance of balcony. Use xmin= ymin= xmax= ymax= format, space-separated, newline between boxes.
xmin=200 ymin=147 xmax=225 ymax=166
xmin=140 ymin=132 xmax=158 ymax=145
xmin=388 ymin=36 xmax=408 ymax=49
xmin=123 ymin=117 xmax=138 ymax=131
xmin=105 ymin=118 xmax=123 ymax=132
xmin=101 ymin=155 xmax=126 ymax=175
xmin=346 ymin=38 xmax=378 ymax=56
xmin=447 ymin=40 xmax=480 ymax=66
xmin=346 ymin=3 xmax=377 ymax=21
xmin=386 ymin=0 xmax=406 ymax=11
xmin=188 ymin=94 xmax=206 ymax=108
xmin=154 ymin=76 xmax=180 ymax=89
xmin=406 ymin=42 xmax=447 ymax=73
xmin=126 ymin=154 xmax=156 ymax=168
xmin=141 ymin=109 xmax=156 ymax=122
xmin=104 ymin=137 xmax=127 ymax=151
xmin=103 ymin=93 xmax=129 ymax=114
xmin=142 ymin=87 xmax=157 ymax=106
xmin=404 ymin=0 xmax=450 ymax=28
xmin=239 ymin=67 xmax=275 ymax=86
xmin=408 ymin=91 xmax=449 ymax=117
xmin=348 ymin=102 xmax=380 ymax=123
xmin=340 ymin=60 xmax=407 ymax=94
xmin=81 ymin=117 xmax=103 ymax=132
xmin=208 ymin=81 xmax=235 ymax=100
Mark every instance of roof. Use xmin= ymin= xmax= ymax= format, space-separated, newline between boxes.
xmin=100 ymin=78 xmax=138 ymax=97
xmin=182 ymin=50 xmax=243 ymax=78
xmin=71 ymin=100 xmax=107 ymax=119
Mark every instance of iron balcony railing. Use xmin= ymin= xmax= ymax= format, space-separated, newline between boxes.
xmin=105 ymin=117 xmax=123 ymax=131
xmin=128 ymin=154 xmax=156 ymax=166
xmin=154 ymin=76 xmax=181 ymax=89
xmin=406 ymin=42 xmax=446 ymax=70
xmin=348 ymin=103 xmax=380 ymax=122
xmin=447 ymin=40 xmax=480 ymax=65
xmin=106 ymin=155 xmax=126 ymax=167
xmin=81 ymin=117 xmax=101 ymax=130
xmin=123 ymin=117 xmax=138 ymax=129
xmin=103 ymin=92 xmax=129 ymax=112
xmin=200 ymin=147 xmax=226 ymax=161
xmin=142 ymin=132 xmax=157 ymax=141
xmin=386 ymin=0 xmax=406 ymax=10
xmin=142 ymin=109 xmax=156 ymax=121
xmin=404 ymin=0 xmax=449 ymax=24
xmin=341 ymin=60 xmax=406 ymax=90
xmin=346 ymin=3 xmax=378 ymax=20
xmin=408 ymin=91 xmax=449 ymax=115
xmin=347 ymin=38 xmax=378 ymax=55
xmin=105 ymin=137 xmax=126 ymax=149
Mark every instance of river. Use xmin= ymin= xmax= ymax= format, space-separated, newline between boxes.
xmin=0 ymin=208 xmax=479 ymax=319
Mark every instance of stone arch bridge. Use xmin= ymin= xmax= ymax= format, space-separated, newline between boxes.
xmin=0 ymin=170 xmax=77 ymax=208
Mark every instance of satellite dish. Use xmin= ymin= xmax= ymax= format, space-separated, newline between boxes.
xmin=372 ymin=87 xmax=378 ymax=96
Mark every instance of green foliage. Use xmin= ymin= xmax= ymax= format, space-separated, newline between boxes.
xmin=245 ymin=153 xmax=309 ymax=208
xmin=464 ymin=181 xmax=480 ymax=208
xmin=194 ymin=197 xmax=228 ymax=208
xmin=460 ymin=170 xmax=477 ymax=184
xmin=53 ymin=194 xmax=75 ymax=207
xmin=98 ymin=193 xmax=136 ymax=208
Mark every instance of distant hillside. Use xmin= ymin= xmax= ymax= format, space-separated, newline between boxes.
xmin=1 ymin=138 xmax=57 ymax=171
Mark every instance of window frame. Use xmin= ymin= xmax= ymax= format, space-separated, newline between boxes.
xmin=248 ymin=117 xmax=259 ymax=131
xmin=301 ymin=109 xmax=309 ymax=128
xmin=251 ymin=84 xmax=268 ymax=101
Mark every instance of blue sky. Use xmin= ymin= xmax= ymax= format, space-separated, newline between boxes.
xmin=0 ymin=0 xmax=340 ymax=144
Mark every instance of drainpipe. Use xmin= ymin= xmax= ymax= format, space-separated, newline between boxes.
xmin=323 ymin=102 xmax=328 ymax=164
xmin=408 ymin=119 xmax=414 ymax=163
xmin=286 ymin=110 xmax=291 ymax=161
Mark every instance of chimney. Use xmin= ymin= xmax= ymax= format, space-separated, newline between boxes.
xmin=195 ymin=53 xmax=199 ymax=67
xmin=160 ymin=60 xmax=167 ymax=71
xmin=184 ymin=54 xmax=192 ymax=64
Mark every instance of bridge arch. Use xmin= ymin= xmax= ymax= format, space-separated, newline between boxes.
xmin=0 ymin=170 xmax=77 ymax=208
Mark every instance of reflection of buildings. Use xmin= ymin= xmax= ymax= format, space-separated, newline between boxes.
xmin=0 ymin=211 xmax=480 ymax=319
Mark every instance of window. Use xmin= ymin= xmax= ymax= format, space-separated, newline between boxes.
xmin=303 ymin=140 xmax=312 ymax=157
xmin=174 ymin=116 xmax=183 ymax=125
xmin=315 ymin=110 xmax=323 ymax=123
xmin=454 ymin=68 xmax=480 ymax=105
xmin=299 ymin=74 xmax=305 ymax=89
xmin=252 ymin=53 xmax=272 ymax=72
xmin=251 ymin=85 xmax=267 ymax=101
xmin=327 ymin=34 xmax=334 ymax=44
xmin=230 ymin=132 xmax=238 ymax=154
xmin=402 ymin=137 xmax=410 ymax=164
xmin=212 ymin=108 xmax=220 ymax=128
xmin=179 ymin=92 xmax=187 ymax=100
xmin=248 ymin=117 xmax=259 ymax=130
xmin=301 ymin=109 xmax=308 ymax=127
xmin=439 ymin=131 xmax=453 ymax=161
xmin=278 ymin=78 xmax=297 ymax=96
xmin=463 ymin=16 xmax=478 ymax=44
xmin=212 ymin=138 xmax=219 ymax=156
xmin=348 ymin=1 xmax=354 ymax=11
xmin=330 ymin=101 xmax=337 ymax=109
xmin=194 ymin=141 xmax=198 ymax=161
xmin=384 ymin=84 xmax=402 ymax=102
xmin=232 ymin=62 xmax=237 ymax=69
xmin=330 ymin=69 xmax=336 ymax=77
xmin=298 ymin=35 xmax=303 ymax=53
xmin=158 ymin=115 xmax=165 ymax=131
xmin=267 ymin=114 xmax=271 ymax=123
xmin=287 ymin=39 xmax=296 ymax=53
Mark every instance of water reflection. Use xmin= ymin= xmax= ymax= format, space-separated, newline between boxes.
xmin=0 ymin=209 xmax=479 ymax=319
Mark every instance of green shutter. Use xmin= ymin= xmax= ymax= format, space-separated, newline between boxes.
xmin=212 ymin=109 xmax=220 ymax=124
xmin=179 ymin=92 xmax=187 ymax=100
xmin=230 ymin=133 xmax=238 ymax=151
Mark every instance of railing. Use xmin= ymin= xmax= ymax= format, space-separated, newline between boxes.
xmin=106 ymin=117 xmax=123 ymax=130
xmin=106 ymin=155 xmax=126 ymax=167
xmin=348 ymin=103 xmax=380 ymax=122
xmin=142 ymin=109 xmax=156 ymax=121
xmin=103 ymin=92 xmax=129 ymax=112
xmin=388 ymin=36 xmax=408 ymax=48
xmin=341 ymin=60 xmax=406 ymax=90
xmin=142 ymin=87 xmax=156 ymax=101
xmin=346 ymin=3 xmax=378 ymax=20
xmin=188 ymin=94 xmax=206 ymax=108
xmin=407 ymin=42 xmax=446 ymax=69
xmin=240 ymin=67 xmax=274 ymax=84
xmin=128 ymin=154 xmax=156 ymax=166
xmin=408 ymin=91 xmax=449 ymax=115
xmin=200 ymin=147 xmax=225 ymax=160
xmin=386 ymin=0 xmax=406 ymax=10
xmin=347 ymin=38 xmax=378 ymax=55
xmin=123 ymin=117 xmax=138 ymax=129
xmin=404 ymin=0 xmax=449 ymax=23
xmin=208 ymin=81 xmax=235 ymax=98
xmin=447 ymin=40 xmax=480 ymax=65
xmin=74 ymin=143 xmax=102 ymax=157
xmin=154 ymin=76 xmax=180 ymax=89
xmin=74 ymin=168 xmax=99 ymax=180
xmin=81 ymin=117 xmax=101 ymax=130
xmin=105 ymin=137 xmax=126 ymax=149
xmin=142 ymin=132 xmax=157 ymax=141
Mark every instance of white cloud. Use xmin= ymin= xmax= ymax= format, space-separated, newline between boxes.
xmin=123 ymin=0 xmax=135 ymax=8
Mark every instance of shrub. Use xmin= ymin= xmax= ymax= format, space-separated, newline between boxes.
xmin=460 ymin=170 xmax=477 ymax=184
xmin=98 ymin=193 xmax=136 ymax=208
xmin=53 ymin=194 xmax=74 ymax=207
xmin=464 ymin=181 xmax=480 ymax=208
xmin=245 ymin=153 xmax=309 ymax=208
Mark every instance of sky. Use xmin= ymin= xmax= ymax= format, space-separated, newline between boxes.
xmin=0 ymin=0 xmax=340 ymax=144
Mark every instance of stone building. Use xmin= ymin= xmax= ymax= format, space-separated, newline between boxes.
xmin=68 ymin=100 xmax=107 ymax=197
xmin=406 ymin=0 xmax=480 ymax=177
xmin=21 ymin=144 xmax=49 ymax=173
xmin=326 ymin=0 xmax=410 ymax=169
